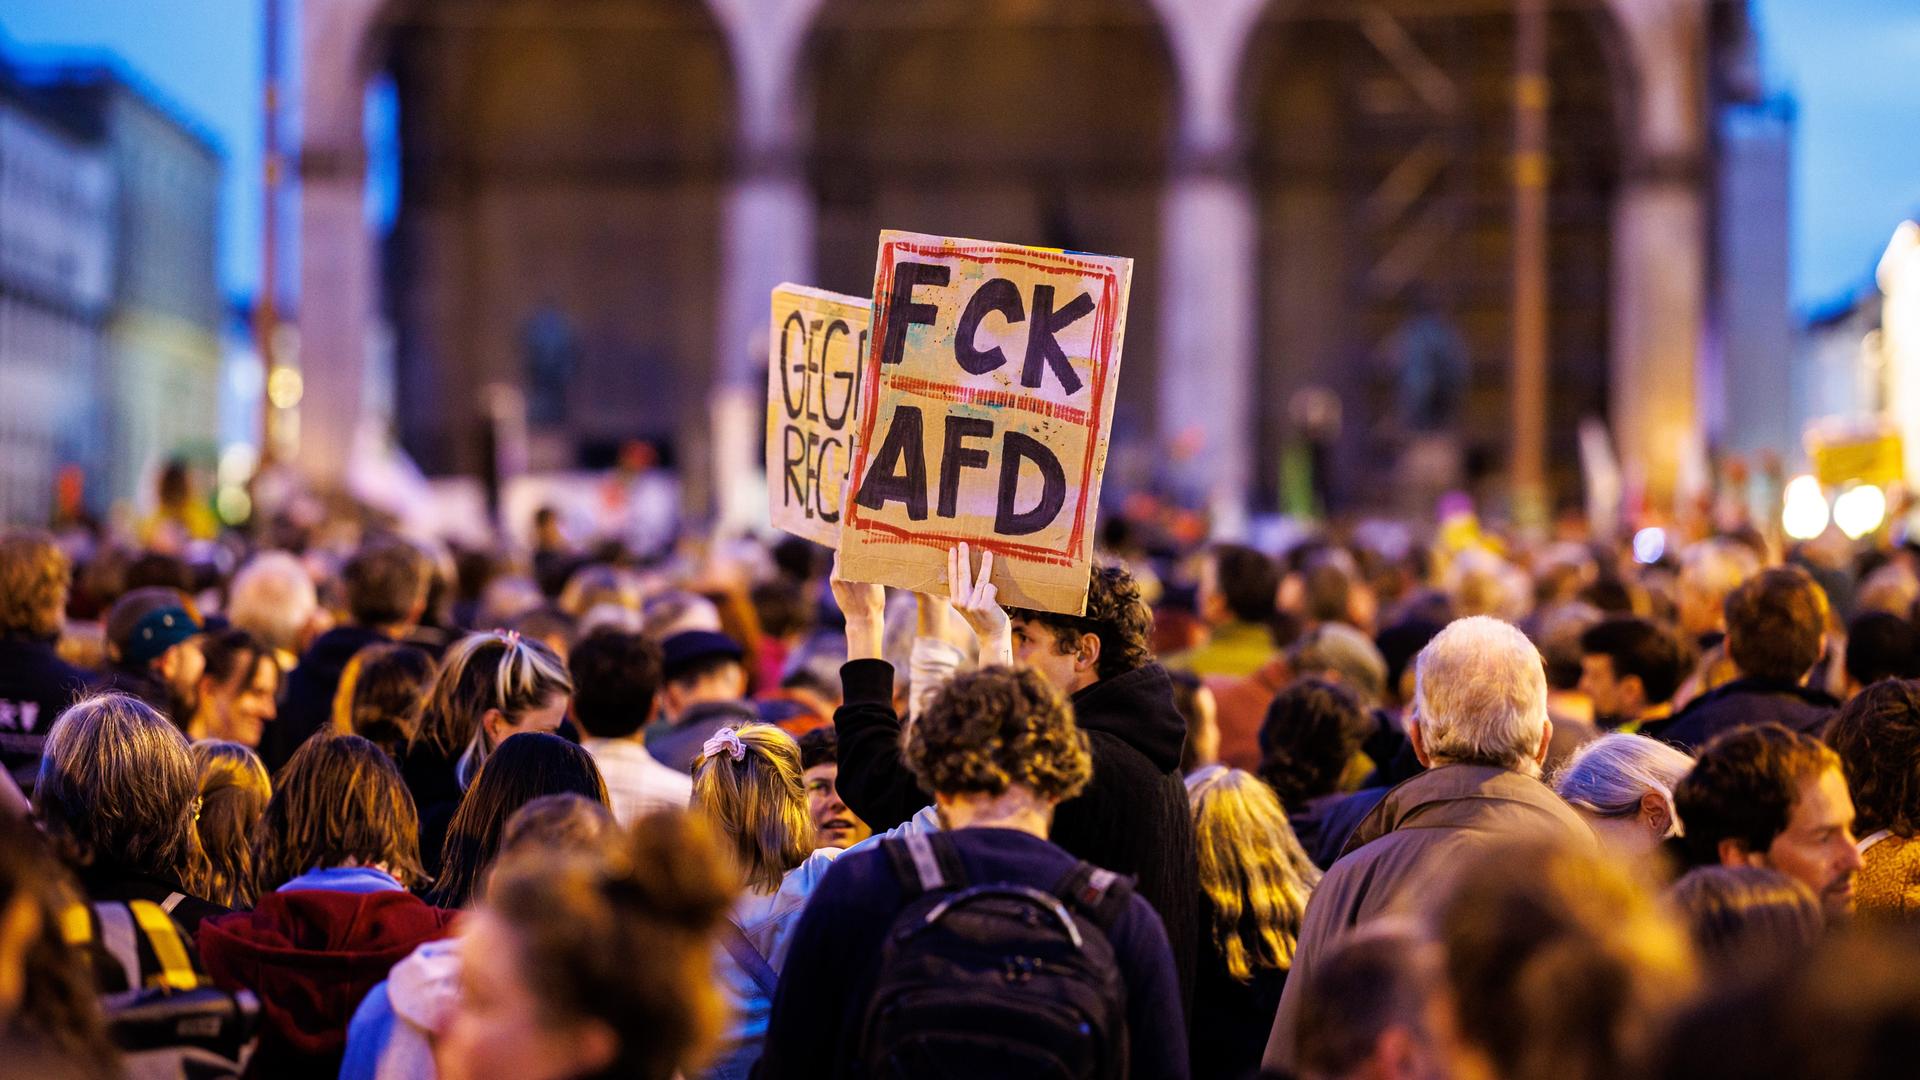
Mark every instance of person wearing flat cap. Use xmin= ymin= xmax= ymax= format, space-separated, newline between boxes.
xmin=645 ymin=629 xmax=758 ymax=774
xmin=103 ymin=586 xmax=206 ymax=727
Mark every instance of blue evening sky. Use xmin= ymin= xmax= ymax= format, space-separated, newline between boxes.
xmin=3 ymin=0 xmax=1918 ymax=313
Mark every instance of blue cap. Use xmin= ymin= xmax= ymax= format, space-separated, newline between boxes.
xmin=125 ymin=607 xmax=202 ymax=668
xmin=660 ymin=630 xmax=744 ymax=683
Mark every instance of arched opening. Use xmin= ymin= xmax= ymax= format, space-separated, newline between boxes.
xmin=802 ymin=0 xmax=1176 ymax=461
xmin=370 ymin=0 xmax=734 ymax=476
xmin=1242 ymin=0 xmax=1627 ymax=514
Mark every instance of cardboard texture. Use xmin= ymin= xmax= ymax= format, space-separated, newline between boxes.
xmin=839 ymin=230 xmax=1131 ymax=615
xmin=766 ymin=283 xmax=872 ymax=546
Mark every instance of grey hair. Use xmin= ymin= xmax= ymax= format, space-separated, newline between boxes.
xmin=227 ymin=551 xmax=318 ymax=655
xmin=1554 ymin=733 xmax=1694 ymax=836
xmin=33 ymin=693 xmax=206 ymax=889
xmin=1411 ymin=616 xmax=1550 ymax=777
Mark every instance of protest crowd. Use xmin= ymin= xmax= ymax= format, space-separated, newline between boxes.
xmin=6 ymin=476 xmax=1920 ymax=1080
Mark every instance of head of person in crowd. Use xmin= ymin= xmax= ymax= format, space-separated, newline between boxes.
xmin=226 ymin=550 xmax=319 ymax=661
xmin=189 ymin=628 xmax=279 ymax=747
xmin=1005 ymin=564 xmax=1155 ymax=697
xmin=1676 ymin=538 xmax=1762 ymax=643
xmin=1667 ymin=865 xmax=1822 ymax=983
xmin=33 ymin=693 xmax=207 ymax=900
xmin=1841 ymin=611 xmax=1920 ymax=697
xmin=1436 ymin=843 xmax=1695 ymax=1080
xmin=0 ymin=814 xmax=117 ymax=1080
xmin=343 ymin=540 xmax=432 ymax=636
xmin=1408 ymin=616 xmax=1552 ymax=780
xmin=1825 ymin=677 xmax=1920 ymax=843
xmin=1723 ymin=566 xmax=1830 ymax=686
xmin=1293 ymin=922 xmax=1461 ymax=1080
xmin=1553 ymin=734 xmax=1694 ymax=860
xmin=1289 ymin=623 xmax=1389 ymax=710
xmin=190 ymin=740 xmax=272 ymax=909
xmin=105 ymin=586 xmax=205 ymax=723
xmin=497 ymin=793 xmax=617 ymax=873
xmin=251 ymin=732 xmax=426 ymax=894
xmin=906 ymin=666 xmax=1092 ymax=833
xmin=568 ymin=629 xmax=662 ymax=742
xmin=333 ymin=642 xmax=435 ymax=762
xmin=440 ymin=810 xmax=736 ymax=1080
xmin=477 ymin=575 xmax=546 ymax=633
xmin=658 ymin=630 xmax=748 ymax=720
xmin=1198 ymin=544 xmax=1279 ymax=629
xmin=1375 ymin=616 xmax=1446 ymax=709
xmin=558 ymin=563 xmax=645 ymax=620
xmin=429 ymin=732 xmax=610 ymax=909
xmin=1171 ymin=669 xmax=1219 ymax=773
xmin=1674 ymin=723 xmax=1861 ymax=916
xmin=1531 ymin=601 xmax=1604 ymax=698
xmin=414 ymin=630 xmax=573 ymax=790
xmin=1579 ymin=616 xmax=1690 ymax=729
xmin=690 ymin=723 xmax=814 ymax=893
xmin=796 ymin=726 xmax=871 ymax=850
xmin=1258 ymin=678 xmax=1369 ymax=811
xmin=0 ymin=530 xmax=69 ymax=642
xmin=1187 ymin=765 xmax=1320 ymax=983
xmin=640 ymin=589 xmax=723 ymax=642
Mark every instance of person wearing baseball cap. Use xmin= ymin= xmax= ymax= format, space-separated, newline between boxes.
xmin=104 ymin=586 xmax=206 ymax=727
xmin=645 ymin=629 xmax=755 ymax=774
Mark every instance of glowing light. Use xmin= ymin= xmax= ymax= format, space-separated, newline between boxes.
xmin=1833 ymin=484 xmax=1888 ymax=540
xmin=216 ymin=485 xmax=253 ymax=525
xmin=1781 ymin=475 xmax=1830 ymax=541
xmin=218 ymin=443 xmax=258 ymax=487
xmin=1631 ymin=527 xmax=1666 ymax=565
xmin=267 ymin=366 xmax=304 ymax=410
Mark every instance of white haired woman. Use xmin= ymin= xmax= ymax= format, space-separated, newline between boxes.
xmin=1553 ymin=733 xmax=1695 ymax=861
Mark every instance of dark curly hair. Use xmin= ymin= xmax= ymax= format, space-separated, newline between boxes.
xmin=1674 ymin=724 xmax=1841 ymax=866
xmin=908 ymin=666 xmax=1092 ymax=802
xmin=1257 ymin=679 xmax=1369 ymax=810
xmin=1825 ymin=678 xmax=1920 ymax=838
xmin=1006 ymin=563 xmax=1154 ymax=681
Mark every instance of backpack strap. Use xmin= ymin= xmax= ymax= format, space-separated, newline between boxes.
xmin=127 ymin=900 xmax=201 ymax=991
xmin=93 ymin=902 xmax=141 ymax=993
xmin=160 ymin=891 xmax=186 ymax=915
xmin=883 ymin=830 xmax=968 ymax=899
xmin=720 ymin=921 xmax=781 ymax=1000
xmin=1052 ymin=862 xmax=1135 ymax=933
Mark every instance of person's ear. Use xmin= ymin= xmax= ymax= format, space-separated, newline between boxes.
xmin=1717 ymin=836 xmax=1763 ymax=869
xmin=1533 ymin=717 xmax=1553 ymax=766
xmin=1620 ymin=673 xmax=1646 ymax=711
xmin=480 ymin=707 xmax=510 ymax=747
xmin=1640 ymin=790 xmax=1673 ymax=837
xmin=568 ymin=1018 xmax=620 ymax=1078
xmin=1076 ymin=632 xmax=1102 ymax=673
xmin=1409 ymin=718 xmax=1433 ymax=768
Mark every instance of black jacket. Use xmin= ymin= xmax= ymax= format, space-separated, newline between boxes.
xmin=833 ymin=658 xmax=1201 ymax=1013
xmin=0 ymin=639 xmax=96 ymax=793
xmin=1288 ymin=787 xmax=1390 ymax=871
xmin=262 ymin=626 xmax=389 ymax=773
xmin=1646 ymin=676 xmax=1839 ymax=752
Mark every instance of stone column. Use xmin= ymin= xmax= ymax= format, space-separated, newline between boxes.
xmin=1151 ymin=0 xmax=1267 ymax=537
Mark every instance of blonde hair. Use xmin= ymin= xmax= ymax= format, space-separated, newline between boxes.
xmin=413 ymin=631 xmax=572 ymax=788
xmin=691 ymin=724 xmax=814 ymax=894
xmin=0 ymin=529 xmax=70 ymax=639
xmin=1186 ymin=765 xmax=1321 ymax=981
xmin=190 ymin=740 xmax=272 ymax=908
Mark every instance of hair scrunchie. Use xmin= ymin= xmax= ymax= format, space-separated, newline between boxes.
xmin=702 ymin=727 xmax=747 ymax=763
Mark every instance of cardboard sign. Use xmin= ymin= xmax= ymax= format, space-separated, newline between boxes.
xmin=766 ymin=284 xmax=871 ymax=546
xmin=839 ymin=231 xmax=1131 ymax=614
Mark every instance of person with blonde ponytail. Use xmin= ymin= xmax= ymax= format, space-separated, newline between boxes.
xmin=401 ymin=630 xmax=572 ymax=874
xmin=1187 ymin=765 xmax=1321 ymax=1080
xmin=688 ymin=723 xmax=834 ymax=1080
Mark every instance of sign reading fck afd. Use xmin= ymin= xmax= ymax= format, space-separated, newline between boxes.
xmin=840 ymin=230 xmax=1131 ymax=615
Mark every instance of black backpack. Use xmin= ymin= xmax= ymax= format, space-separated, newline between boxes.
xmin=860 ymin=830 xmax=1134 ymax=1080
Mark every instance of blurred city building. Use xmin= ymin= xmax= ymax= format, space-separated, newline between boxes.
xmin=0 ymin=57 xmax=113 ymax=524
xmin=1 ymin=52 xmax=225 ymax=521
xmin=295 ymin=0 xmax=1792 ymax=526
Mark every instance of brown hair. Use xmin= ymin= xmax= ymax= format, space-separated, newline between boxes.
xmin=344 ymin=541 xmax=432 ymax=629
xmin=500 ymin=793 xmax=616 ymax=863
xmin=190 ymin=741 xmax=272 ymax=909
xmin=0 ymin=530 xmax=70 ymax=640
xmin=907 ymin=666 xmax=1092 ymax=803
xmin=333 ymin=642 xmax=436 ymax=758
xmin=429 ymin=733 xmax=610 ymax=909
xmin=0 ymin=815 xmax=118 ymax=1078
xmin=691 ymin=724 xmax=814 ymax=894
xmin=1006 ymin=564 xmax=1154 ymax=680
xmin=253 ymin=733 xmax=426 ymax=893
xmin=1724 ymin=567 xmax=1830 ymax=683
xmin=486 ymin=810 xmax=737 ymax=1080
xmin=1674 ymin=723 xmax=1842 ymax=866
xmin=1824 ymin=677 xmax=1920 ymax=838
xmin=1438 ymin=843 xmax=1696 ymax=1080
xmin=33 ymin=694 xmax=207 ymax=895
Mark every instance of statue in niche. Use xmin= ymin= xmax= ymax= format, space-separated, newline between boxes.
xmin=1389 ymin=292 xmax=1470 ymax=434
xmin=521 ymin=305 xmax=578 ymax=428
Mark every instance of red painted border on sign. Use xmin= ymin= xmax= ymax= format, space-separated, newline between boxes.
xmin=843 ymin=237 xmax=1119 ymax=566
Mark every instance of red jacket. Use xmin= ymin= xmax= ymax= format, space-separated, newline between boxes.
xmin=199 ymin=887 xmax=457 ymax=1080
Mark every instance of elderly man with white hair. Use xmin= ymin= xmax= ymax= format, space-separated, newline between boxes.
xmin=226 ymin=551 xmax=320 ymax=670
xmin=1261 ymin=616 xmax=1598 ymax=1074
